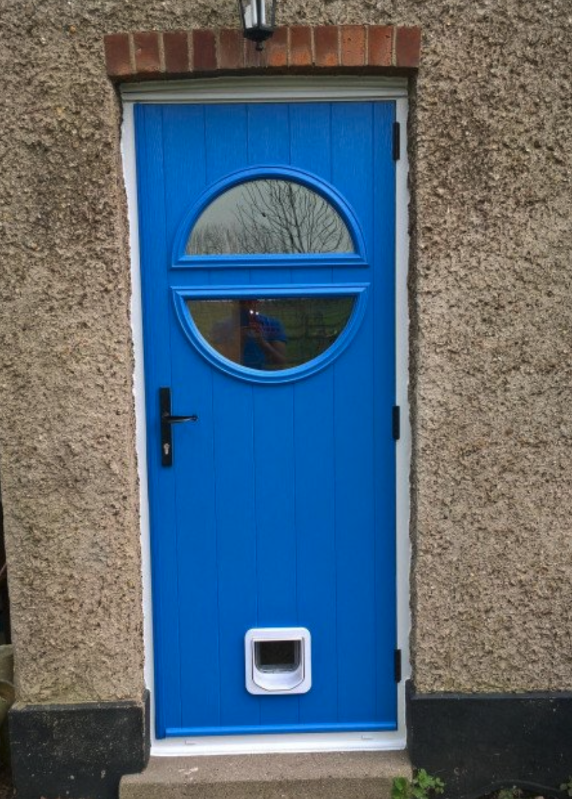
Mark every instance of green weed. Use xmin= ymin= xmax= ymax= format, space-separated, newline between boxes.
xmin=391 ymin=769 xmax=446 ymax=799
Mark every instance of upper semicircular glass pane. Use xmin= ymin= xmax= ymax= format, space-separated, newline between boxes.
xmin=186 ymin=179 xmax=355 ymax=255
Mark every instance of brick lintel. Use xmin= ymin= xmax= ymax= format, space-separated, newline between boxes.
xmin=104 ymin=25 xmax=421 ymax=80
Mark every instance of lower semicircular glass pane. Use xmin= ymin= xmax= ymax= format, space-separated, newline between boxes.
xmin=186 ymin=296 xmax=355 ymax=372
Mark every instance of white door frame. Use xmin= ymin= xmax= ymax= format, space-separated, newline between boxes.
xmin=121 ymin=76 xmax=412 ymax=756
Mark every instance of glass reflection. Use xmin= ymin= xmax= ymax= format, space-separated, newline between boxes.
xmin=186 ymin=297 xmax=355 ymax=371
xmin=186 ymin=180 xmax=354 ymax=255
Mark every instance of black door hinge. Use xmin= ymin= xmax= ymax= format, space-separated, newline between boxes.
xmin=394 ymin=648 xmax=402 ymax=683
xmin=392 ymin=406 xmax=400 ymax=440
xmin=392 ymin=122 xmax=401 ymax=161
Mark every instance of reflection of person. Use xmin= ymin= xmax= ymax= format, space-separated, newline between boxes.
xmin=239 ymin=300 xmax=287 ymax=369
xmin=210 ymin=299 xmax=287 ymax=370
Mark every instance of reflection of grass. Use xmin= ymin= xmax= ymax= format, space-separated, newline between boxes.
xmin=271 ymin=298 xmax=354 ymax=367
xmin=188 ymin=298 xmax=354 ymax=369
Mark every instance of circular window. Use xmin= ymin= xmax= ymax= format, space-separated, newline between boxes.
xmin=174 ymin=169 xmax=369 ymax=383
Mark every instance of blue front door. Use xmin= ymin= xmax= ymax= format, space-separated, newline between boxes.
xmin=135 ymin=100 xmax=397 ymax=738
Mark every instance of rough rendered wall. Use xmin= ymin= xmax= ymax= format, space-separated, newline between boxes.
xmin=0 ymin=0 xmax=570 ymax=703
xmin=406 ymin=1 xmax=572 ymax=692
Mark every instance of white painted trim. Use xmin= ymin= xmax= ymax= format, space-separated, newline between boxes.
xmin=122 ymin=104 xmax=158 ymax=735
xmin=395 ymin=96 xmax=412 ymax=715
xmin=120 ymin=75 xmax=408 ymax=104
xmin=122 ymin=79 xmax=411 ymax=757
xmin=152 ymin=729 xmax=406 ymax=757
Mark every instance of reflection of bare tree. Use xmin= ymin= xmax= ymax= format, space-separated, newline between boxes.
xmin=234 ymin=181 xmax=352 ymax=253
xmin=189 ymin=225 xmax=237 ymax=255
xmin=187 ymin=180 xmax=353 ymax=255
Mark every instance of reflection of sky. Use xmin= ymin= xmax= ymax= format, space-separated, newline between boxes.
xmin=187 ymin=180 xmax=353 ymax=255
xmin=195 ymin=184 xmax=249 ymax=230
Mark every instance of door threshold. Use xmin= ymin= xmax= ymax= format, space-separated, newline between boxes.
xmin=121 ymin=750 xmax=411 ymax=799
xmin=152 ymin=731 xmax=406 ymax=757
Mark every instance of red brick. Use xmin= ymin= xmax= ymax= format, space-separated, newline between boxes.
xmin=163 ymin=31 xmax=189 ymax=74
xmin=266 ymin=26 xmax=288 ymax=68
xmin=395 ymin=26 xmax=421 ymax=68
xmin=104 ymin=33 xmax=132 ymax=78
xmin=314 ymin=26 xmax=338 ymax=68
xmin=219 ymin=29 xmax=245 ymax=70
xmin=193 ymin=29 xmax=217 ymax=71
xmin=133 ymin=31 xmax=161 ymax=75
xmin=368 ymin=25 xmax=393 ymax=67
xmin=245 ymin=39 xmax=266 ymax=68
xmin=340 ymin=25 xmax=365 ymax=67
xmin=290 ymin=26 xmax=312 ymax=67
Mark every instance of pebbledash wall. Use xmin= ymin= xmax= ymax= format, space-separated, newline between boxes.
xmin=0 ymin=1 xmax=571 ymax=798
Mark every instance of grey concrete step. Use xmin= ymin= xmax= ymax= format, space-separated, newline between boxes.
xmin=120 ymin=750 xmax=411 ymax=799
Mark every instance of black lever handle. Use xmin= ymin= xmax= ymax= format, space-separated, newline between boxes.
xmin=159 ymin=387 xmax=198 ymax=467
xmin=161 ymin=413 xmax=198 ymax=424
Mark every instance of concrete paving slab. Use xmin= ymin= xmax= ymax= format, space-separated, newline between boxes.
xmin=120 ymin=750 xmax=411 ymax=799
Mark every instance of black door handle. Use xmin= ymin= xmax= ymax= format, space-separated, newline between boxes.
xmin=161 ymin=413 xmax=198 ymax=424
xmin=159 ymin=387 xmax=198 ymax=467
